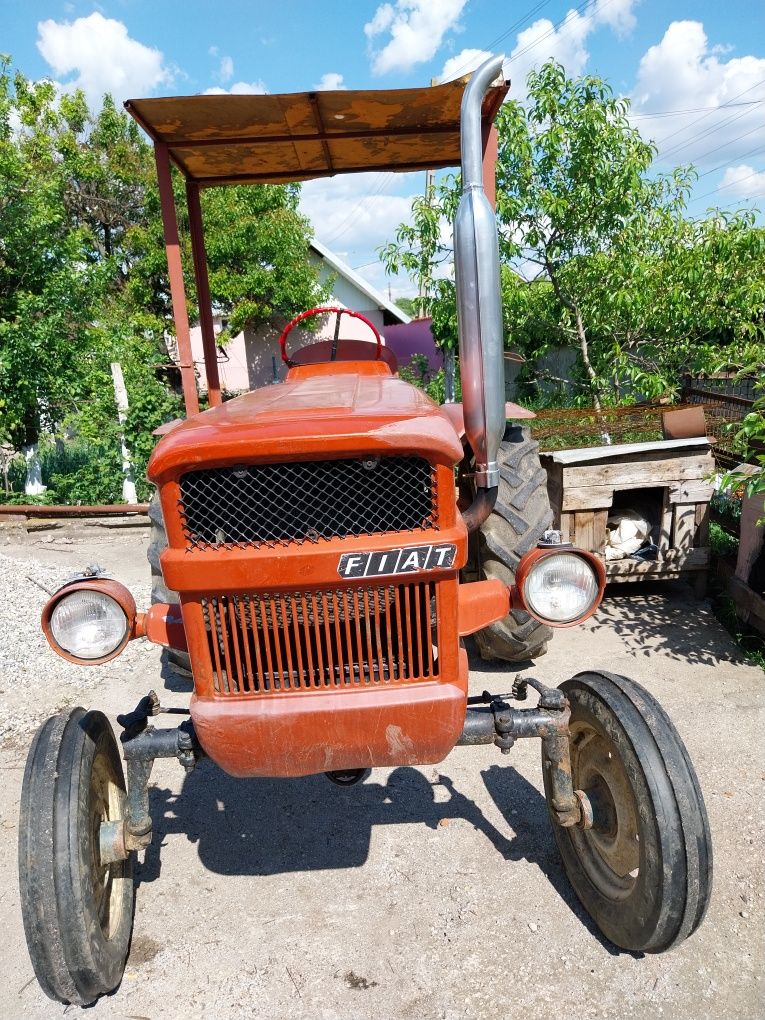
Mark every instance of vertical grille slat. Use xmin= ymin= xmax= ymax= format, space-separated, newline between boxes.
xmin=393 ymin=585 xmax=405 ymax=681
xmin=226 ymin=598 xmax=245 ymax=693
xmin=331 ymin=592 xmax=344 ymax=686
xmin=258 ymin=599 xmax=275 ymax=691
xmin=425 ymin=582 xmax=435 ymax=678
xmin=237 ymin=598 xmax=254 ymax=694
xmin=201 ymin=584 xmax=440 ymax=696
xmin=249 ymin=595 xmax=266 ymax=691
xmin=178 ymin=455 xmax=437 ymax=551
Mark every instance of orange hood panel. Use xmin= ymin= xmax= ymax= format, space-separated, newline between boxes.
xmin=148 ymin=361 xmax=465 ymax=483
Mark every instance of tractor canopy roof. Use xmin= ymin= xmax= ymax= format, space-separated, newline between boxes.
xmin=124 ymin=75 xmax=508 ymax=187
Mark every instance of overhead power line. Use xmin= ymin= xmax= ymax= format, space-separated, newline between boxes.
xmin=649 ymin=77 xmax=765 ymax=158
xmin=321 ymin=0 xmax=579 ymax=249
xmin=696 ymin=144 xmax=765 ymax=179
xmin=630 ymin=99 xmax=764 ymax=120
xmin=693 ymin=168 xmax=764 ymax=203
xmin=680 ymin=124 xmax=765 ymax=167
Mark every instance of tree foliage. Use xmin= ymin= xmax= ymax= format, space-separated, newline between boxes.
xmin=380 ymin=61 xmax=765 ymax=409
xmin=0 ymin=58 xmax=322 ymax=500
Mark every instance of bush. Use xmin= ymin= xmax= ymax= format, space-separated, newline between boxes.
xmin=399 ymin=353 xmax=461 ymax=404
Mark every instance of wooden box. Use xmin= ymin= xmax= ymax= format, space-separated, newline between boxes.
xmin=541 ymin=438 xmax=715 ymax=593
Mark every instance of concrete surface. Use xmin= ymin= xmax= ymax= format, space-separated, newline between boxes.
xmin=0 ymin=524 xmax=763 ymax=1020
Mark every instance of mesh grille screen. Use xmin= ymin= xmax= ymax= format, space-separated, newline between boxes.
xmin=179 ymin=456 xmax=436 ymax=550
xmin=202 ymin=583 xmax=440 ymax=694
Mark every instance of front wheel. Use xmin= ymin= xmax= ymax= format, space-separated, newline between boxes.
xmin=544 ymin=671 xmax=712 ymax=953
xmin=18 ymin=709 xmax=135 ymax=1005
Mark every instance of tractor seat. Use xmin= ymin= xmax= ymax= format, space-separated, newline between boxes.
xmin=290 ymin=338 xmax=398 ymax=372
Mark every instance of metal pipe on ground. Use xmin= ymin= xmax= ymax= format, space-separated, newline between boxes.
xmin=0 ymin=504 xmax=150 ymax=517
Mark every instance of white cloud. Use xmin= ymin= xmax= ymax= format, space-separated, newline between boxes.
xmin=365 ymin=0 xmax=467 ymax=75
xmin=441 ymin=1 xmax=639 ymax=99
xmin=591 ymin=0 xmax=638 ymax=39
xmin=630 ymin=21 xmax=765 ymax=166
xmin=314 ymin=72 xmax=346 ymax=91
xmin=440 ymin=48 xmax=491 ymax=83
xmin=36 ymin=12 xmax=172 ymax=107
xmin=718 ymin=165 xmax=765 ymax=199
xmin=203 ymin=81 xmax=268 ymax=95
xmin=218 ymin=55 xmax=234 ymax=84
xmin=505 ymin=12 xmax=592 ymax=101
xmin=300 ymin=172 xmax=419 ymax=252
xmin=299 ymin=171 xmax=455 ymax=302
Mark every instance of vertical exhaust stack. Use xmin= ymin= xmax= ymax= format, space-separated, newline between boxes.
xmin=454 ymin=54 xmax=506 ymax=522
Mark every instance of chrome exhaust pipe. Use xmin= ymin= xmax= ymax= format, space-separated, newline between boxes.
xmin=454 ymin=53 xmax=506 ymax=492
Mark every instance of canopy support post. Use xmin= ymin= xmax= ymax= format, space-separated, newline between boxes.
xmin=186 ymin=182 xmax=222 ymax=408
xmin=481 ymin=122 xmax=498 ymax=211
xmin=154 ymin=142 xmax=199 ymax=417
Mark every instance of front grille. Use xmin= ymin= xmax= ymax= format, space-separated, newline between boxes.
xmin=202 ymin=582 xmax=440 ymax=695
xmin=178 ymin=456 xmax=436 ymax=551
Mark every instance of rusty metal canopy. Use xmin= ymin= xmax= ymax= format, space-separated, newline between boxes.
xmin=124 ymin=76 xmax=508 ymax=187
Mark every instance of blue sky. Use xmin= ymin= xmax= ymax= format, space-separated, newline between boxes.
xmin=2 ymin=1 xmax=764 ymax=298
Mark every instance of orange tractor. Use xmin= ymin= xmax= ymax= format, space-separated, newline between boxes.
xmin=19 ymin=57 xmax=711 ymax=1006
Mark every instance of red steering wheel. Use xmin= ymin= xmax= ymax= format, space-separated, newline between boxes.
xmin=279 ymin=306 xmax=382 ymax=367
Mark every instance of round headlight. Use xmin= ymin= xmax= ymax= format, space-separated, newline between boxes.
xmin=50 ymin=590 xmax=129 ymax=660
xmin=523 ymin=552 xmax=600 ymax=624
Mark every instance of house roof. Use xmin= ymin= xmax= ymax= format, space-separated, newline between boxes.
xmin=124 ymin=75 xmax=508 ymax=187
xmin=310 ymin=238 xmax=410 ymax=324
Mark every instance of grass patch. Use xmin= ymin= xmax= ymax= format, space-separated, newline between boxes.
xmin=711 ymin=591 xmax=765 ymax=672
xmin=710 ymin=520 xmax=739 ymax=559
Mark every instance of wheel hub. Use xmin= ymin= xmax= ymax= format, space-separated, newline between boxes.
xmin=570 ymin=724 xmax=640 ymax=886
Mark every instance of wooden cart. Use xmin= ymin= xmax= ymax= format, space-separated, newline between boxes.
xmin=541 ymin=438 xmax=715 ymax=594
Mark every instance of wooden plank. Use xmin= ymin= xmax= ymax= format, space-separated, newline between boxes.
xmin=668 ymin=483 xmax=715 ymax=504
xmin=546 ymin=479 xmax=563 ymax=518
xmin=559 ymin=511 xmax=573 ymax=544
xmin=694 ymin=502 xmax=710 ymax=548
xmin=561 ymin=478 xmax=715 ymax=509
xmin=658 ymin=487 xmax=673 ymax=553
xmin=726 ymin=575 xmax=765 ymax=634
xmin=575 ymin=510 xmax=596 ymax=555
xmin=591 ymin=509 xmax=609 ymax=556
xmin=673 ymin=504 xmax=697 ymax=553
xmin=607 ymin=570 xmax=681 ymax=584
xmin=544 ymin=437 xmax=710 ymax=464
xmin=605 ymin=548 xmax=709 ymax=577
xmin=561 ymin=485 xmax=615 ymax=511
xmin=664 ymin=547 xmax=709 ymax=566
xmin=562 ymin=455 xmax=713 ymax=489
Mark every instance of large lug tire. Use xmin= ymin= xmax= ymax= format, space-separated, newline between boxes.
xmin=474 ymin=424 xmax=553 ymax=661
xmin=148 ymin=491 xmax=192 ymax=675
xmin=18 ymin=709 xmax=135 ymax=1005
xmin=544 ymin=671 xmax=713 ymax=954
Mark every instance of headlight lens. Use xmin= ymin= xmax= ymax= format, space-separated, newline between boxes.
xmin=50 ymin=590 xmax=129 ymax=660
xmin=523 ymin=552 xmax=600 ymax=624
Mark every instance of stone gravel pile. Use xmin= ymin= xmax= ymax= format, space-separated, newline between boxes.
xmin=0 ymin=551 xmax=152 ymax=748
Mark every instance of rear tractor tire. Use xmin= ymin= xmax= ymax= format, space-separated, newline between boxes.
xmin=475 ymin=424 xmax=553 ymax=661
xmin=148 ymin=491 xmax=192 ymax=676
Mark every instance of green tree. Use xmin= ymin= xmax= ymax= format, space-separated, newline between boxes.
xmin=0 ymin=59 xmax=324 ymax=500
xmin=0 ymin=65 xmax=107 ymax=449
xmin=394 ymin=296 xmax=420 ymax=318
xmin=199 ymin=183 xmax=323 ymax=341
xmin=380 ymin=60 xmax=765 ymax=409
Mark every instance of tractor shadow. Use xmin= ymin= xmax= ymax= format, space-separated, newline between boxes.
xmin=136 ymin=760 xmax=630 ymax=956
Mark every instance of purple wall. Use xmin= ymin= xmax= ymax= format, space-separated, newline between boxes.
xmin=384 ymin=318 xmax=443 ymax=375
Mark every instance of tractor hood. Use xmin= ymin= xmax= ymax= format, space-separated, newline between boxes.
xmin=147 ymin=361 xmax=464 ymax=485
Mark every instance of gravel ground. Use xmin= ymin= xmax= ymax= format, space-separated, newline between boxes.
xmin=0 ymin=524 xmax=763 ymax=1020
